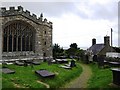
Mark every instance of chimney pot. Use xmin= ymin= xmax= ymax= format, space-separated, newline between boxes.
xmin=104 ymin=36 xmax=110 ymax=46
xmin=92 ymin=38 xmax=96 ymax=46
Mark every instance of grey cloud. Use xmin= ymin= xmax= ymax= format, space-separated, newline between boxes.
xmin=74 ymin=2 xmax=118 ymax=21
xmin=2 ymin=1 xmax=118 ymax=20
xmin=91 ymin=2 xmax=117 ymax=21
xmin=2 ymin=2 xmax=76 ymax=18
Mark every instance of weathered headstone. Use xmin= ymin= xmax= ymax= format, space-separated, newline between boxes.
xmin=48 ymin=58 xmax=52 ymax=65
xmin=24 ymin=60 xmax=28 ymax=67
xmin=85 ymin=54 xmax=89 ymax=64
xmin=2 ymin=68 xmax=15 ymax=74
xmin=111 ymin=68 xmax=120 ymax=86
xmin=70 ymin=59 xmax=76 ymax=67
xmin=97 ymin=55 xmax=104 ymax=68
xmin=93 ymin=55 xmax=98 ymax=62
xmin=35 ymin=69 xmax=55 ymax=78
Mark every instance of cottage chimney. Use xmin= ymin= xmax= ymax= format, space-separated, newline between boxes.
xmin=104 ymin=36 xmax=110 ymax=46
xmin=92 ymin=38 xmax=96 ymax=46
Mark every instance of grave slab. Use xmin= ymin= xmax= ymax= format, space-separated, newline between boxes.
xmin=1 ymin=68 xmax=15 ymax=74
xmin=35 ymin=69 xmax=55 ymax=78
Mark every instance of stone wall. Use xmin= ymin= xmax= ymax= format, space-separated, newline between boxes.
xmin=0 ymin=6 xmax=53 ymax=60
xmin=98 ymin=45 xmax=116 ymax=56
xmin=42 ymin=24 xmax=53 ymax=58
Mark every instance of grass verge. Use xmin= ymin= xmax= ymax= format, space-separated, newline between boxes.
xmin=87 ymin=63 xmax=113 ymax=88
xmin=2 ymin=62 xmax=82 ymax=88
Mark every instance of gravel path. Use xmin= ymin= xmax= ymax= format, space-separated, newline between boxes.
xmin=64 ymin=63 xmax=92 ymax=88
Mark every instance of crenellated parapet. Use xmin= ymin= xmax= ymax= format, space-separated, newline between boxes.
xmin=0 ymin=6 xmax=52 ymax=28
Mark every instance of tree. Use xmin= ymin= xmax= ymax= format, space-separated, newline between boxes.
xmin=70 ymin=43 xmax=78 ymax=49
xmin=53 ymin=44 xmax=64 ymax=58
xmin=66 ymin=43 xmax=85 ymax=59
xmin=66 ymin=43 xmax=78 ymax=58
xmin=76 ymin=49 xmax=85 ymax=60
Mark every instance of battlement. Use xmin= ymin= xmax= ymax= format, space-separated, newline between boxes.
xmin=0 ymin=6 xmax=52 ymax=28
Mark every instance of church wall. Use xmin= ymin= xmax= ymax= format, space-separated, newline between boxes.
xmin=0 ymin=6 xmax=53 ymax=60
xmin=42 ymin=24 xmax=52 ymax=58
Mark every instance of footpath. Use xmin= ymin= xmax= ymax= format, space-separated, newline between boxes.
xmin=64 ymin=63 xmax=92 ymax=88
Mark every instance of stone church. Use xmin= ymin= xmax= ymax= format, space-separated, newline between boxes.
xmin=0 ymin=6 xmax=53 ymax=61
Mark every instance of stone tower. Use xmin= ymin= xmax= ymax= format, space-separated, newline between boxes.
xmin=0 ymin=6 xmax=53 ymax=61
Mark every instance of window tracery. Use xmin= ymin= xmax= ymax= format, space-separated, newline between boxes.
xmin=3 ymin=21 xmax=34 ymax=52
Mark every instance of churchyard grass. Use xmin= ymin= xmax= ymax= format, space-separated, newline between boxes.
xmin=88 ymin=63 xmax=113 ymax=88
xmin=2 ymin=61 xmax=82 ymax=88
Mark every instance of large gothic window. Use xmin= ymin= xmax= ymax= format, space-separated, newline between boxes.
xmin=3 ymin=21 xmax=35 ymax=52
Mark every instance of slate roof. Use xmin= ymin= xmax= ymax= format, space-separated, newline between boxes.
xmin=88 ymin=44 xmax=105 ymax=55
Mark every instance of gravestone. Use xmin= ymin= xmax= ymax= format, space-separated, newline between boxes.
xmin=97 ymin=55 xmax=104 ymax=68
xmin=43 ymin=57 xmax=47 ymax=62
xmin=2 ymin=68 xmax=15 ymax=74
xmin=85 ymin=54 xmax=89 ymax=64
xmin=23 ymin=60 xmax=28 ymax=67
xmin=35 ymin=69 xmax=55 ymax=78
xmin=70 ymin=60 xmax=76 ymax=67
xmin=48 ymin=58 xmax=52 ymax=65
xmin=2 ymin=62 xmax=8 ymax=68
xmin=111 ymin=68 xmax=120 ymax=86
xmin=109 ymin=62 xmax=120 ymax=67
xmin=93 ymin=55 xmax=98 ymax=62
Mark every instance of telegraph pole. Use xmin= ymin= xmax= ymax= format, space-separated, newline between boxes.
xmin=111 ymin=28 xmax=113 ymax=52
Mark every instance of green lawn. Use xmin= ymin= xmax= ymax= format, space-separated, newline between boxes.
xmin=87 ymin=63 xmax=113 ymax=88
xmin=2 ymin=62 xmax=82 ymax=88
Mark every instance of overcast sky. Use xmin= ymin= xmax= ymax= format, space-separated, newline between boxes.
xmin=1 ymin=0 xmax=119 ymax=49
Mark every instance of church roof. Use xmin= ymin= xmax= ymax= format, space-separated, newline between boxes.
xmin=88 ymin=44 xmax=105 ymax=55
